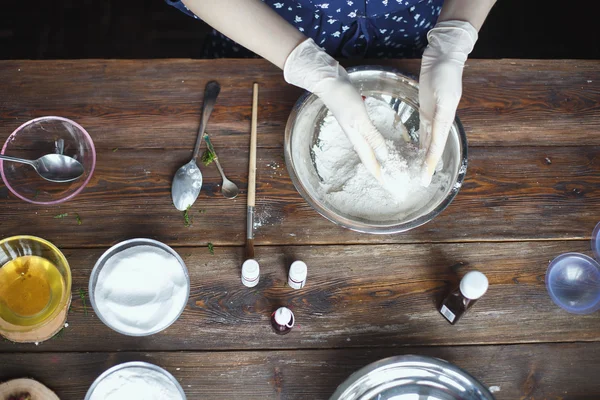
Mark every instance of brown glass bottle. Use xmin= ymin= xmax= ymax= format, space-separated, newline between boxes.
xmin=271 ymin=307 xmax=295 ymax=335
xmin=439 ymin=271 xmax=488 ymax=325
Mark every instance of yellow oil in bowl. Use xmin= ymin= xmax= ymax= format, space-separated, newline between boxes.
xmin=0 ymin=236 xmax=71 ymax=333
xmin=0 ymin=255 xmax=65 ymax=326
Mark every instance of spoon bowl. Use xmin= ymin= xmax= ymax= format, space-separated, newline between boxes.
xmin=172 ymin=159 xmax=203 ymax=211
xmin=221 ymin=178 xmax=239 ymax=199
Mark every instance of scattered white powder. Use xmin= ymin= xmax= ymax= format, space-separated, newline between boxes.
xmin=313 ymin=97 xmax=448 ymax=221
xmin=95 ymin=245 xmax=188 ymax=335
xmin=89 ymin=367 xmax=183 ymax=400
xmin=488 ymin=386 xmax=501 ymax=393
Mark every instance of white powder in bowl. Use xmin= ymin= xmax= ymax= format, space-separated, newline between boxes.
xmin=94 ymin=245 xmax=188 ymax=335
xmin=313 ymin=97 xmax=449 ymax=221
xmin=89 ymin=366 xmax=183 ymax=400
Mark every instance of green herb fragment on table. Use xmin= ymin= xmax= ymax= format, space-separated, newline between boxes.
xmin=183 ymin=205 xmax=192 ymax=227
xmin=201 ymin=149 xmax=216 ymax=166
xmin=78 ymin=288 xmax=88 ymax=316
xmin=33 ymin=190 xmax=40 ymax=199
xmin=198 ymin=209 xmax=206 ymax=214
xmin=208 ymin=242 xmax=214 ymax=255
xmin=75 ymin=213 xmax=82 ymax=225
xmin=112 ymin=148 xmax=119 ymax=152
xmin=54 ymin=213 xmax=69 ymax=219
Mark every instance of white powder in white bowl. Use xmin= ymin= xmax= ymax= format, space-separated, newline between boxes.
xmin=89 ymin=365 xmax=184 ymax=400
xmin=94 ymin=245 xmax=189 ymax=335
xmin=313 ymin=97 xmax=448 ymax=221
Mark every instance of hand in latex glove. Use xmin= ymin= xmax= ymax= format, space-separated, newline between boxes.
xmin=284 ymin=39 xmax=388 ymax=181
xmin=419 ymin=21 xmax=478 ymax=186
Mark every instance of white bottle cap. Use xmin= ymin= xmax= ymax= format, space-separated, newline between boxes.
xmin=241 ymin=259 xmax=260 ymax=288
xmin=274 ymin=307 xmax=294 ymax=328
xmin=459 ymin=271 xmax=489 ymax=300
xmin=288 ymin=260 xmax=307 ymax=289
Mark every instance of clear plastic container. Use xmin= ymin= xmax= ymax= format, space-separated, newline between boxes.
xmin=546 ymin=252 xmax=600 ymax=314
xmin=592 ymin=221 xmax=600 ymax=262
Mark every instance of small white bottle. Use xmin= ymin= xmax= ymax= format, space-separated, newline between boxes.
xmin=241 ymin=259 xmax=260 ymax=288
xmin=288 ymin=261 xmax=307 ymax=289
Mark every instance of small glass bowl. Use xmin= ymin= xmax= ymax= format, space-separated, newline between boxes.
xmin=0 ymin=116 xmax=96 ymax=204
xmin=85 ymin=362 xmax=186 ymax=400
xmin=592 ymin=222 xmax=600 ymax=262
xmin=0 ymin=236 xmax=72 ymax=334
xmin=89 ymin=238 xmax=190 ymax=336
xmin=546 ymin=252 xmax=600 ymax=314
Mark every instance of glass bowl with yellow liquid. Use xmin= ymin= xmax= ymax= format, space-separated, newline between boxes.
xmin=0 ymin=236 xmax=71 ymax=334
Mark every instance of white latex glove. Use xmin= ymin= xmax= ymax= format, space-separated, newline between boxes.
xmin=284 ymin=39 xmax=388 ymax=181
xmin=419 ymin=20 xmax=478 ymax=186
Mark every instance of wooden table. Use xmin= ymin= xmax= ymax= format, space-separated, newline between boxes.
xmin=0 ymin=59 xmax=599 ymax=399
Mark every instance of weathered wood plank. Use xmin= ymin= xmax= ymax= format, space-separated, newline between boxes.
xmin=1 ymin=343 xmax=598 ymax=399
xmin=1 ymin=241 xmax=598 ymax=352
xmin=1 ymin=146 xmax=598 ymax=247
xmin=0 ymin=59 xmax=598 ymax=150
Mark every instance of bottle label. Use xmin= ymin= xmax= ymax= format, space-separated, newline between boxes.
xmin=440 ymin=305 xmax=456 ymax=323
xmin=288 ymin=277 xmax=305 ymax=290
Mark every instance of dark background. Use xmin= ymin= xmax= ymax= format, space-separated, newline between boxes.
xmin=0 ymin=0 xmax=598 ymax=59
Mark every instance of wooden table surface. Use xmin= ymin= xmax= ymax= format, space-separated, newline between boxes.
xmin=0 ymin=59 xmax=599 ymax=399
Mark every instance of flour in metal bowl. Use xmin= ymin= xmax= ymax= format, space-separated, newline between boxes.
xmin=313 ymin=97 xmax=448 ymax=222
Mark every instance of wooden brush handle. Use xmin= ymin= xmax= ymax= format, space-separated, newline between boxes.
xmin=248 ymin=82 xmax=258 ymax=208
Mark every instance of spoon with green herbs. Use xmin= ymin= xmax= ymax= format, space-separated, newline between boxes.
xmin=202 ymin=133 xmax=239 ymax=199
xmin=171 ymin=81 xmax=220 ymax=211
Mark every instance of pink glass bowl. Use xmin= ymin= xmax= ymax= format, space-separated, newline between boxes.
xmin=1 ymin=117 xmax=96 ymax=204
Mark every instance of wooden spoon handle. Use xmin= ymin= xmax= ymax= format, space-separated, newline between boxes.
xmin=248 ymin=83 xmax=258 ymax=208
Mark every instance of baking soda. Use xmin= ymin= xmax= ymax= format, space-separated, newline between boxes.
xmin=94 ymin=245 xmax=188 ymax=335
xmin=89 ymin=366 xmax=183 ymax=400
xmin=313 ymin=97 xmax=447 ymax=221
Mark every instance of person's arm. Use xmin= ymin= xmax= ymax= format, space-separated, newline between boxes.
xmin=419 ymin=0 xmax=496 ymax=186
xmin=182 ymin=0 xmax=387 ymax=180
xmin=181 ymin=0 xmax=304 ymax=68
xmin=438 ymin=0 xmax=496 ymax=30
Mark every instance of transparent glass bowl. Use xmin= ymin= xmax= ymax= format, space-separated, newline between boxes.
xmin=0 ymin=236 xmax=72 ymax=333
xmin=89 ymin=238 xmax=190 ymax=336
xmin=592 ymin=221 xmax=600 ymax=262
xmin=546 ymin=252 xmax=600 ymax=314
xmin=85 ymin=362 xmax=186 ymax=400
xmin=0 ymin=116 xmax=96 ymax=204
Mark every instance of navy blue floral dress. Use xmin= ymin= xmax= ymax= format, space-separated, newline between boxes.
xmin=166 ymin=0 xmax=443 ymax=58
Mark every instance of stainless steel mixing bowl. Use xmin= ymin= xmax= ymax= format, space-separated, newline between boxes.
xmin=330 ymin=355 xmax=495 ymax=400
xmin=284 ymin=66 xmax=468 ymax=234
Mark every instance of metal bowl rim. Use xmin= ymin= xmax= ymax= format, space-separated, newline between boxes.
xmin=84 ymin=361 xmax=186 ymax=400
xmin=88 ymin=238 xmax=191 ymax=337
xmin=329 ymin=354 xmax=495 ymax=400
xmin=284 ymin=65 xmax=468 ymax=234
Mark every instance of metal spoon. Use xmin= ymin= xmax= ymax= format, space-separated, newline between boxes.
xmin=171 ymin=81 xmax=221 ymax=211
xmin=0 ymin=153 xmax=84 ymax=183
xmin=203 ymin=133 xmax=239 ymax=199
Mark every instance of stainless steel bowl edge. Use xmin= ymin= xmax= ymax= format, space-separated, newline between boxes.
xmin=329 ymin=355 xmax=495 ymax=400
xmin=284 ymin=66 xmax=468 ymax=234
